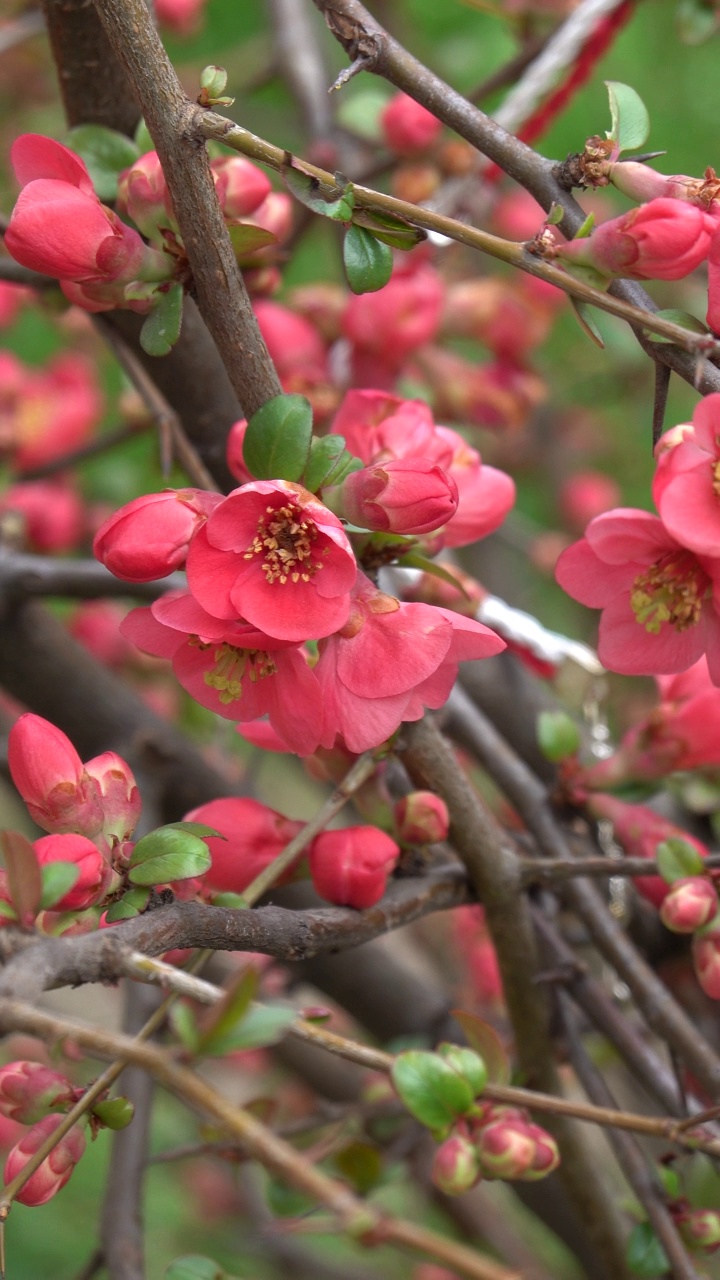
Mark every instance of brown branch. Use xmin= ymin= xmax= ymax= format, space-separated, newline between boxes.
xmin=521 ymin=853 xmax=720 ymax=885
xmin=0 ymin=550 xmax=185 ymax=604
xmin=41 ymin=0 xmax=139 ymax=133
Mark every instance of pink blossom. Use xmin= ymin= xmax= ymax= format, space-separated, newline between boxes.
xmin=431 ymin=1129 xmax=482 ymax=1195
xmin=116 ymin=151 xmax=174 ymax=243
xmin=692 ymin=923 xmax=720 ymax=999
xmin=0 ymin=350 xmax=102 ymax=472
xmin=5 ymin=1114 xmax=86 ymax=1206
xmin=120 ymin=593 xmax=323 ymax=755
xmin=93 ymin=488 xmax=222 ymax=582
xmin=33 ymin=833 xmax=109 ymax=911
xmin=183 ymin=797 xmax=303 ymax=894
xmin=555 ymin=508 xmax=720 ymax=680
xmin=210 ymin=155 xmax=272 ymax=221
xmin=560 ymin=471 xmax=621 ymax=530
xmin=8 ymin=714 xmax=104 ymax=837
xmin=442 ymin=277 xmax=555 ymax=362
xmin=253 ymin=300 xmax=328 ymax=379
xmin=0 ymin=479 xmax=85 ymax=553
xmin=314 ymin=575 xmax=504 ymax=753
xmin=432 ymin=425 xmax=515 ymax=547
xmin=327 ymin=458 xmax=458 ymax=535
xmin=5 ymin=135 xmax=171 ymax=290
xmin=607 ymin=161 xmax=720 ymax=214
xmin=660 ymin=877 xmax=718 ymax=933
xmin=417 ymin=346 xmax=546 ymax=432
xmin=653 ymin=394 xmax=720 ymax=556
xmin=556 ymin=198 xmax=717 ymax=281
xmin=394 ymin=791 xmax=449 ymax=844
xmin=309 ymin=826 xmax=399 ymax=908
xmin=83 ymin=752 xmax=141 ymax=846
xmin=342 ymin=262 xmax=444 ymax=370
xmin=153 ymin=0 xmax=208 ymax=35
xmin=185 ymin=480 xmax=356 ymax=642
xmin=380 ymin=93 xmax=442 ymax=156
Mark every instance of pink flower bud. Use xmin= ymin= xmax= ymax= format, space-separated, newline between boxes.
xmin=557 ymin=198 xmax=716 ymax=282
xmin=83 ymin=753 xmax=141 ymax=846
xmin=518 ymin=1122 xmax=560 ymax=1180
xmin=692 ymin=925 xmax=720 ymax=999
xmin=117 ymin=151 xmax=173 ymax=242
xmin=309 ymin=827 xmax=399 ymax=909
xmin=677 ymin=1208 xmax=720 ymax=1253
xmin=608 ymin=161 xmax=713 ymax=206
xmin=183 ymin=797 xmax=304 ymax=894
xmin=33 ymin=834 xmax=109 ymax=911
xmin=585 ymin=793 xmax=709 ymax=909
xmin=660 ymin=877 xmax=718 ymax=933
xmin=226 ymin=419 xmax=252 ymax=485
xmin=211 ymin=155 xmax=272 ymax=220
xmin=381 ymin=93 xmax=442 ymax=156
xmin=343 ymin=264 xmax=444 ymax=368
xmin=155 ymin=0 xmax=207 ymax=35
xmin=431 ymin=1131 xmax=482 ymax=1195
xmin=474 ymin=1113 xmax=558 ymax=1181
xmin=93 ymin=488 xmax=222 ymax=582
xmin=327 ymin=459 xmax=458 ymax=535
xmin=0 ymin=1062 xmax=74 ymax=1125
xmin=394 ymin=791 xmax=449 ymax=844
xmin=5 ymin=1114 xmax=86 ymax=1206
xmin=8 ymin=714 xmax=104 ymax=837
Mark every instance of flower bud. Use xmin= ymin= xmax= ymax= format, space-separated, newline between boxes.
xmin=183 ymin=797 xmax=304 ymax=894
xmin=474 ymin=1114 xmax=543 ymax=1181
xmin=677 ymin=1208 xmax=720 ymax=1253
xmin=8 ymin=714 xmax=104 ymax=837
xmin=309 ymin=827 xmax=399 ymax=909
xmin=0 ymin=1062 xmax=74 ymax=1125
xmin=33 ymin=834 xmax=109 ymax=911
xmin=5 ymin=1114 xmax=86 ymax=1206
xmin=431 ymin=1130 xmax=482 ymax=1195
xmin=556 ymin=198 xmax=716 ymax=282
xmin=116 ymin=151 xmax=173 ymax=242
xmin=692 ymin=924 xmax=720 ymax=999
xmin=83 ymin=752 xmax=141 ymax=846
xmin=326 ymin=459 xmax=458 ymax=535
xmin=660 ymin=877 xmax=718 ymax=933
xmin=381 ymin=93 xmax=442 ymax=156
xmin=394 ymin=791 xmax=449 ymax=844
xmin=91 ymin=1096 xmax=135 ymax=1130
xmin=211 ymin=155 xmax=271 ymax=220
xmin=93 ymin=488 xmax=222 ymax=582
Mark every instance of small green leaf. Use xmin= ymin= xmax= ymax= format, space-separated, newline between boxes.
xmin=169 ymin=1003 xmax=201 ymax=1054
xmin=395 ymin=552 xmax=471 ymax=598
xmin=198 ymin=1003 xmax=295 ymax=1057
xmin=452 ymin=1011 xmax=511 ymax=1086
xmin=352 ymin=209 xmax=426 ymax=250
xmin=65 ymin=124 xmax=140 ymax=201
xmin=436 ymin=1044 xmax=488 ymax=1096
xmin=303 ymin=435 xmax=348 ymax=493
xmin=128 ymin=826 xmax=212 ymax=886
xmin=656 ymin=1163 xmax=682 ymax=1198
xmin=92 ymin=1097 xmax=135 ymax=1130
xmin=391 ymin=1050 xmax=475 ymax=1133
xmin=626 ymin=1222 xmax=669 ymax=1276
xmin=574 ymin=212 xmax=596 ymax=239
xmin=164 ymin=822 xmax=224 ymax=840
xmin=570 ymin=298 xmax=606 ymax=348
xmin=343 ymin=225 xmax=393 ymax=294
xmin=1 ymin=830 xmax=41 ymax=926
xmin=196 ymin=968 xmax=258 ymax=1056
xmin=226 ymin=222 xmax=277 ymax=259
xmin=656 ymin=837 xmax=705 ymax=884
xmin=165 ymin=1257 xmax=229 ymax=1280
xmin=537 ymin=711 xmax=581 ymax=763
xmin=139 ymin=284 xmax=184 ymax=357
xmin=645 ymin=309 xmax=710 ymax=344
xmin=242 ymin=393 xmax=313 ymax=481
xmin=606 ymin=81 xmax=650 ymax=154
xmin=0 ymin=901 xmax=17 ymax=921
xmin=546 ymin=203 xmax=564 ymax=227
xmin=39 ymin=862 xmax=81 ymax=911
xmin=333 ymin=1141 xmax=383 ymax=1193
xmin=283 ymin=163 xmax=355 ymax=221
xmin=104 ymin=888 xmax=151 ymax=922
xmin=210 ymin=892 xmax=249 ymax=909
xmin=323 ymin=450 xmax=364 ymax=488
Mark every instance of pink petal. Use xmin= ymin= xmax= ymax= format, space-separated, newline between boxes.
xmin=585 ymin=509 xmax=673 ymax=565
xmin=555 ymin=539 xmax=637 ymax=607
xmin=598 ymin=594 xmax=707 ymax=675
xmin=11 ymin=135 xmax=95 ymax=194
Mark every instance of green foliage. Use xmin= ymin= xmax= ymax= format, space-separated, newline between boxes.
xmin=646 ymin=309 xmax=709 ymax=343
xmin=39 ymin=861 xmax=80 ymax=910
xmin=242 ymin=393 xmax=314 ymax=481
xmin=283 ymin=163 xmax=355 ymax=221
xmin=92 ymin=1096 xmax=136 ymax=1130
xmin=656 ymin=837 xmax=705 ymax=883
xmin=452 ymin=1011 xmax=511 ymax=1085
xmin=626 ymin=1222 xmax=670 ymax=1276
xmin=391 ymin=1050 xmax=476 ymax=1135
xmin=104 ymin=887 xmax=151 ymax=922
xmin=139 ymin=285 xmax=185 ymax=357
xmin=537 ymin=711 xmax=581 ymax=763
xmin=65 ymin=124 xmax=139 ymax=201
xmin=128 ymin=824 xmax=214 ymax=886
xmin=605 ymin=81 xmax=650 ymax=153
xmin=343 ymin=225 xmax=393 ymax=294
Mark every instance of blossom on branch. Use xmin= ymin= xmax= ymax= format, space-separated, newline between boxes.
xmin=554 ymin=198 xmax=716 ymax=281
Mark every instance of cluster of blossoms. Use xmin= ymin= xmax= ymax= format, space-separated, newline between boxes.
xmin=431 ymin=1103 xmax=560 ymax=1195
xmin=4 ymin=135 xmax=290 ymax=316
xmin=95 ymin=389 xmax=513 ymax=756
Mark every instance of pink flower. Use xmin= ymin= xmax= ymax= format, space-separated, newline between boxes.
xmin=93 ymin=488 xmax=222 ymax=582
xmin=342 ymin=262 xmax=444 ymax=371
xmin=0 ymin=479 xmax=85 ymax=553
xmin=253 ymin=300 xmax=328 ymax=383
xmin=380 ymin=93 xmax=442 ymax=156
xmin=556 ymin=198 xmax=716 ymax=281
xmin=473 ymin=1111 xmax=557 ymax=1181
xmin=315 ymin=575 xmax=505 ymax=753
xmin=432 ymin=425 xmax=515 ymax=547
xmin=442 ymin=277 xmax=555 ymax=362
xmin=653 ymin=395 xmax=720 ymax=556
xmin=309 ymin=826 xmax=399 ymax=908
xmin=660 ymin=877 xmax=718 ymax=933
xmin=116 ymin=151 xmax=174 ymax=244
xmin=0 ymin=1062 xmax=74 ymax=1126
xmin=560 ymin=471 xmax=621 ymax=530
xmin=183 ymin=797 xmax=303 ymax=894
xmin=185 ymin=480 xmax=357 ymax=642
xmin=394 ymin=791 xmax=449 ymax=844
xmin=155 ymin=0 xmax=208 ymax=35
xmin=120 ymin=593 xmax=323 ymax=755
xmin=5 ymin=135 xmax=170 ymax=289
xmin=417 ymin=347 xmax=546 ymax=432
xmin=33 ymin=833 xmax=109 ymax=911
xmin=8 ymin=714 xmax=104 ymax=837
xmin=0 ymin=350 xmax=102 ymax=472
xmin=326 ymin=458 xmax=458 ymax=535
xmin=431 ymin=1129 xmax=482 ymax=1195
xmin=211 ymin=155 xmax=272 ymax=221
xmin=5 ymin=1115 xmax=86 ymax=1206
xmin=555 ymin=508 xmax=720 ymax=680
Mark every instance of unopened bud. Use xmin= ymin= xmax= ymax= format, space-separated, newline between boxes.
xmin=91 ymin=1096 xmax=135 ymax=1130
xmin=677 ymin=1208 xmax=720 ymax=1253
xmin=431 ymin=1130 xmax=481 ymax=1195
xmin=660 ymin=877 xmax=718 ymax=933
xmin=198 ymin=65 xmax=233 ymax=107
xmin=0 ymin=1061 xmax=74 ymax=1125
xmin=394 ymin=792 xmax=449 ymax=845
xmin=5 ymin=1115 xmax=86 ymax=1206
xmin=436 ymin=1044 xmax=488 ymax=1096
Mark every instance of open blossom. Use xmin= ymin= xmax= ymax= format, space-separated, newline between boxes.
xmin=555 ymin=508 xmax=720 ymax=681
xmin=183 ymin=797 xmax=303 ymax=894
xmin=653 ymin=394 xmax=720 ymax=556
xmin=555 ymin=198 xmax=717 ymax=281
xmin=314 ymin=574 xmax=505 ymax=753
xmin=5 ymin=136 xmax=172 ymax=305
xmin=342 ymin=261 xmax=444 ymax=375
xmin=93 ymin=488 xmax=222 ymax=582
xmin=120 ymin=592 xmax=323 ymax=755
xmin=186 ymin=480 xmax=357 ymax=643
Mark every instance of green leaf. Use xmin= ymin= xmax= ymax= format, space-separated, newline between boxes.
xmin=283 ymin=163 xmax=355 ymax=221
xmin=139 ymin=284 xmax=184 ymax=357
xmin=0 ymin=901 xmax=17 ymax=922
xmin=656 ymin=837 xmax=705 ymax=884
xmin=210 ymin=892 xmax=249 ymax=909
xmin=537 ymin=711 xmax=581 ymax=763
xmin=163 ymin=822 xmax=224 ymax=840
xmin=645 ymin=309 xmax=709 ymax=344
xmin=303 ymin=435 xmax=348 ymax=493
xmin=343 ymin=225 xmax=393 ymax=294
xmin=574 ymin=211 xmax=596 ymax=239
xmin=391 ymin=1050 xmax=475 ymax=1133
xmin=437 ymin=1044 xmax=488 ymax=1095
xmin=656 ymin=1163 xmax=682 ymax=1198
xmin=395 ymin=552 xmax=471 ymax=598
xmin=626 ymin=1222 xmax=670 ymax=1276
xmin=242 ymin=393 xmax=313 ymax=481
xmin=323 ymin=450 xmax=364 ymax=488
xmin=128 ymin=825 xmax=212 ymax=886
xmin=452 ymin=1011 xmax=511 ymax=1086
xmin=1 ymin=830 xmax=41 ymax=926
xmin=335 ymin=86 xmax=389 ymax=140
xmin=104 ymin=888 xmax=151 ymax=922
xmin=65 ymin=124 xmax=140 ymax=201
xmin=546 ymin=203 xmax=565 ymax=227
xmin=352 ymin=209 xmax=426 ymax=250
xmin=198 ymin=1003 xmax=296 ymax=1057
xmin=606 ymin=81 xmax=650 ymax=154
xmin=196 ymin=968 xmax=258 ymax=1056
xmin=570 ymin=299 xmax=606 ymax=348
xmin=39 ymin=862 xmax=81 ymax=911
xmin=169 ymin=1003 xmax=200 ymax=1054
xmin=165 ymin=1257 xmax=229 ymax=1280
xmin=333 ymin=1141 xmax=383 ymax=1193
xmin=226 ymin=222 xmax=277 ymax=259
xmin=92 ymin=1097 xmax=135 ymax=1130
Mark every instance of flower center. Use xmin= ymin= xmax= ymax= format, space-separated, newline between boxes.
xmin=197 ymin=641 xmax=278 ymax=705
xmin=244 ymin=503 xmax=324 ymax=585
xmin=630 ymin=552 xmax=710 ymax=634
